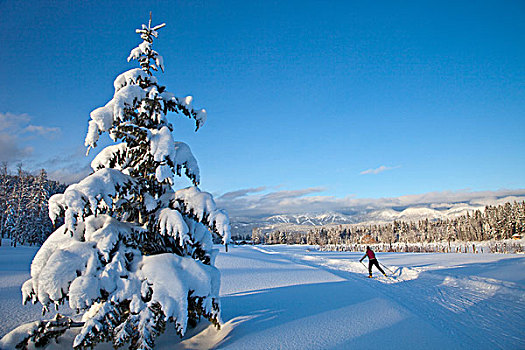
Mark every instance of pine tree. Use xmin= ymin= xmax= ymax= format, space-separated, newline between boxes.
xmin=16 ymin=15 xmax=230 ymax=349
xmin=6 ymin=164 xmax=33 ymax=247
xmin=25 ymin=169 xmax=52 ymax=245
xmin=0 ymin=165 xmax=64 ymax=246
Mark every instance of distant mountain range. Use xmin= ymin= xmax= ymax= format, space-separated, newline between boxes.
xmin=264 ymin=212 xmax=355 ymax=226
xmin=230 ymin=204 xmax=488 ymax=237
xmin=364 ymin=204 xmax=485 ymax=223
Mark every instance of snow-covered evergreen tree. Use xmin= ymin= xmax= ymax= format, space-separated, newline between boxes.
xmin=0 ymin=165 xmax=64 ymax=246
xmin=6 ymin=164 xmax=32 ymax=247
xmin=0 ymin=162 xmax=9 ymax=245
xmin=25 ymin=169 xmax=53 ymax=245
xmin=17 ymin=15 xmax=230 ymax=349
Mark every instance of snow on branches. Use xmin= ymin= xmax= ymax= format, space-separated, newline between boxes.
xmin=48 ymin=168 xmax=135 ymax=235
xmin=127 ymin=17 xmax=166 ymax=74
xmin=84 ymin=15 xmax=207 ymax=152
xmin=5 ymin=14 xmax=231 ymax=350
xmin=84 ymin=69 xmax=208 ymax=150
xmin=169 ymin=186 xmax=230 ymax=244
xmin=114 ymin=68 xmax=158 ymax=93
xmin=20 ymin=215 xmax=220 ymax=349
xmin=150 ymin=127 xmax=200 ymax=184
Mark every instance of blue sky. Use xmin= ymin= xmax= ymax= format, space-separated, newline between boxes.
xmin=1 ymin=0 xmax=524 ymax=215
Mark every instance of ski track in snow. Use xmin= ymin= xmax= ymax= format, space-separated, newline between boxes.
xmin=252 ymin=245 xmax=525 ymax=350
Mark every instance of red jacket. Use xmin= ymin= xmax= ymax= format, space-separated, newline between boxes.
xmin=366 ymin=249 xmax=376 ymax=260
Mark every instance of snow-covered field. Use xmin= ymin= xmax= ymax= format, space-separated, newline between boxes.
xmin=1 ymin=243 xmax=524 ymax=349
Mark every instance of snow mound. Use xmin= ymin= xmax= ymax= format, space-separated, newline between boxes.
xmin=139 ymin=253 xmax=220 ymax=333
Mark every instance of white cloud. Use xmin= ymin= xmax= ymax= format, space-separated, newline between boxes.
xmin=37 ymin=147 xmax=93 ymax=184
xmin=47 ymin=164 xmax=92 ymax=184
xmin=261 ymin=188 xmax=326 ymax=201
xmin=0 ymin=112 xmax=61 ymax=162
xmin=360 ymin=165 xmax=400 ymax=175
xmin=0 ymin=133 xmax=33 ymax=161
xmin=216 ymin=186 xmax=525 ymax=219
xmin=216 ymin=187 xmax=344 ymax=218
xmin=219 ymin=186 xmax=267 ymax=200
xmin=24 ymin=125 xmax=61 ymax=137
xmin=0 ymin=112 xmax=31 ymax=131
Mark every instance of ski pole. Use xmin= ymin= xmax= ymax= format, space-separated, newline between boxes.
xmin=379 ymin=262 xmax=394 ymax=275
xmin=360 ymin=261 xmax=368 ymax=270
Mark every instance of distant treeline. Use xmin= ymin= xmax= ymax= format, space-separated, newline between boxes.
xmin=0 ymin=163 xmax=66 ymax=246
xmin=252 ymin=201 xmax=525 ymax=247
xmin=319 ymin=240 xmax=523 ymax=254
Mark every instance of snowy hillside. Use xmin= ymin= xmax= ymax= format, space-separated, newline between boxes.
xmin=229 ymin=195 xmax=525 ymax=237
xmin=1 ymin=243 xmax=524 ymax=349
xmin=365 ymin=204 xmax=485 ymax=223
xmin=230 ymin=212 xmax=357 ymax=237
xmin=230 ymin=204 xmax=488 ymax=237
xmin=265 ymin=212 xmax=355 ymax=226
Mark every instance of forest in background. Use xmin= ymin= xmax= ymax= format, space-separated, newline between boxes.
xmin=252 ymin=201 xmax=525 ymax=253
xmin=2 ymin=159 xmax=524 ymax=253
xmin=0 ymin=163 xmax=66 ymax=246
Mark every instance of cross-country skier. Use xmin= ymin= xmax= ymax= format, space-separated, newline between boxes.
xmin=359 ymin=246 xmax=387 ymax=278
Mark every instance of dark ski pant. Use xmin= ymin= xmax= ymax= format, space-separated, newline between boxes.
xmin=369 ymin=258 xmax=385 ymax=276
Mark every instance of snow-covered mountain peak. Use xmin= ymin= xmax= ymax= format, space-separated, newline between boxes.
xmin=264 ymin=212 xmax=354 ymax=226
xmin=229 ymin=203 xmax=492 ymax=237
